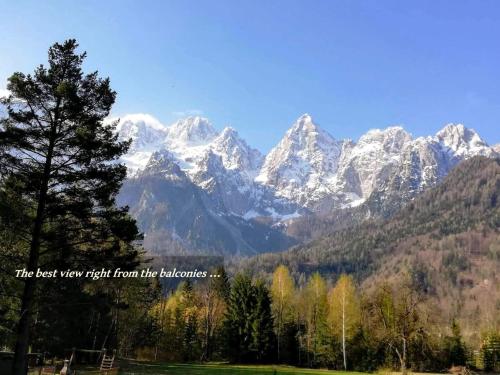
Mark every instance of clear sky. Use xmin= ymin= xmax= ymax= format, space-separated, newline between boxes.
xmin=1 ymin=0 xmax=499 ymax=151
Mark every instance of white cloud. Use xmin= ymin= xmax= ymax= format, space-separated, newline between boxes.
xmin=172 ymin=109 xmax=204 ymax=117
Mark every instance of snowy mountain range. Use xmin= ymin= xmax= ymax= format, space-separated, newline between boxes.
xmin=115 ymin=113 xmax=497 ymax=255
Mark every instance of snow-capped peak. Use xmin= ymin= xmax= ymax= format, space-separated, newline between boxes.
xmin=114 ymin=113 xmax=168 ymax=152
xmin=289 ymin=113 xmax=315 ymax=131
xmin=256 ymin=114 xmax=343 ymax=207
xmin=279 ymin=114 xmax=334 ymax=146
xmin=166 ymin=116 xmax=218 ymax=145
xmin=113 ymin=114 xmax=171 ymax=175
xmin=285 ymin=113 xmax=336 ymax=143
xmin=335 ymin=126 xmax=414 ymax=202
xmin=211 ymin=127 xmax=263 ymax=172
xmin=356 ymin=126 xmax=412 ymax=153
xmin=435 ymin=123 xmax=493 ymax=158
xmin=218 ymin=126 xmax=239 ymax=141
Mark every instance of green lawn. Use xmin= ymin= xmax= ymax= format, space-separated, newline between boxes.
xmin=118 ymin=361 xmax=363 ymax=375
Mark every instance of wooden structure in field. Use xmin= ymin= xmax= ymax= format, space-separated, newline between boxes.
xmin=99 ymin=351 xmax=115 ymax=371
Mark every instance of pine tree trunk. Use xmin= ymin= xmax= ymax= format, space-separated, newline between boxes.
xmin=12 ymin=117 xmax=57 ymax=375
xmin=12 ymin=185 xmax=49 ymax=375
xmin=12 ymin=273 xmax=37 ymax=375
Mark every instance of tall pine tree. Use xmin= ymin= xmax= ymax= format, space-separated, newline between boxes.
xmin=0 ymin=39 xmax=139 ymax=375
xmin=223 ymin=274 xmax=256 ymax=363
xmin=250 ymin=281 xmax=275 ymax=362
xmin=447 ymin=319 xmax=466 ymax=366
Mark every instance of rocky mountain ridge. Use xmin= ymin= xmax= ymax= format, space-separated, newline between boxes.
xmin=115 ymin=113 xmax=498 ymax=255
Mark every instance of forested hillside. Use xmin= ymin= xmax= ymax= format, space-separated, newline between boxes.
xmin=240 ymin=157 xmax=500 ymax=342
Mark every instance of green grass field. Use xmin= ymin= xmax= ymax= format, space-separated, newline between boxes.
xmin=119 ymin=361 xmax=363 ymax=375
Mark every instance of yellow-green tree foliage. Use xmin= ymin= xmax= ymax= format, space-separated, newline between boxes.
xmin=302 ymin=272 xmax=329 ymax=366
xmin=368 ymin=278 xmax=428 ymax=375
xmin=327 ymin=274 xmax=361 ymax=369
xmin=271 ymin=265 xmax=295 ymax=360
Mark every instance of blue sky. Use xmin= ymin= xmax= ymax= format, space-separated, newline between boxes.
xmin=1 ymin=0 xmax=499 ymax=151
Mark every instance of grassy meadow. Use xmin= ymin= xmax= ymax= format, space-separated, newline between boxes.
xmin=118 ymin=361 xmax=364 ymax=375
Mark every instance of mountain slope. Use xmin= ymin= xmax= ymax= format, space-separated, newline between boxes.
xmin=118 ymin=149 xmax=297 ymax=256
xmin=243 ymin=156 xmax=499 ymax=274
xmin=239 ymin=157 xmax=500 ymax=338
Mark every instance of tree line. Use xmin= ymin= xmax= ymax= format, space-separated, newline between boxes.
xmin=143 ymin=265 xmax=499 ymax=373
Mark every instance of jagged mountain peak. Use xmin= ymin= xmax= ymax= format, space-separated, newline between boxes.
xmin=211 ymin=127 xmax=263 ymax=171
xmin=259 ymin=115 xmax=340 ymax=169
xmin=335 ymin=126 xmax=414 ymax=204
xmin=289 ymin=113 xmax=315 ymax=131
xmin=356 ymin=126 xmax=413 ymax=155
xmin=256 ymin=114 xmax=343 ymax=208
xmin=298 ymin=112 xmax=313 ymax=121
xmin=114 ymin=113 xmax=168 ymax=152
xmin=146 ymin=148 xmax=176 ymax=165
xmin=219 ymin=126 xmax=238 ymax=137
xmin=215 ymin=126 xmax=247 ymax=146
xmin=437 ymin=123 xmax=470 ymax=137
xmin=167 ymin=116 xmax=218 ymax=145
xmin=359 ymin=126 xmax=411 ymax=143
xmin=435 ymin=123 xmax=493 ymax=158
xmin=285 ymin=113 xmax=336 ymax=142
xmin=436 ymin=123 xmax=479 ymax=146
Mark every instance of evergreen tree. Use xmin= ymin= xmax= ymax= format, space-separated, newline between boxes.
xmin=212 ymin=266 xmax=230 ymax=301
xmin=180 ymin=280 xmax=200 ymax=361
xmin=180 ymin=280 xmax=195 ymax=307
xmin=0 ymin=181 xmax=27 ymax=349
xmin=183 ymin=308 xmax=199 ymax=361
xmin=447 ymin=319 xmax=466 ymax=366
xmin=250 ymin=281 xmax=275 ymax=362
xmin=223 ymin=274 xmax=256 ymax=362
xmin=0 ymin=39 xmax=139 ymax=375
